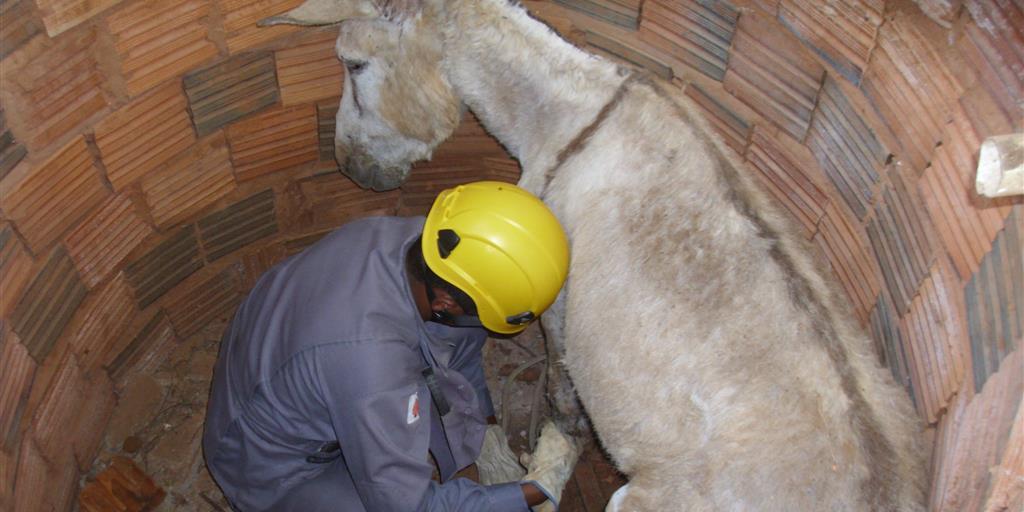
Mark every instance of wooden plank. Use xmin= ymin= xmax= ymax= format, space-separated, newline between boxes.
xmin=95 ymin=82 xmax=197 ymax=191
xmin=0 ymin=137 xmax=110 ymax=254
xmin=198 ymin=190 xmax=279 ymax=261
xmin=64 ymin=194 xmax=154 ymax=289
xmin=10 ymin=247 xmax=88 ymax=363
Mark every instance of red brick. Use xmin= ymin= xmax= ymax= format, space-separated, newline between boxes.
xmin=64 ymin=194 xmax=154 ymax=289
xmin=0 ymin=137 xmax=110 ymax=254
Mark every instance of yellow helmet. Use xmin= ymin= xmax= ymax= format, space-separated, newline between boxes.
xmin=422 ymin=181 xmax=570 ymax=334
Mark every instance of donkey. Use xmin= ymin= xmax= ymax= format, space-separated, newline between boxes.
xmin=263 ymin=1 xmax=929 ymax=509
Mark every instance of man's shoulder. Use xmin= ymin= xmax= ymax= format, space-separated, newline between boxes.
xmin=310 ymin=338 xmax=425 ymax=394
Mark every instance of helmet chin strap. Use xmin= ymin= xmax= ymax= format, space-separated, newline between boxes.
xmin=430 ymin=309 xmax=484 ymax=328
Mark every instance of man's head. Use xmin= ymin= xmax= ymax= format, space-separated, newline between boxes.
xmin=407 ymin=239 xmax=478 ymax=322
xmin=418 ymin=181 xmax=570 ymax=334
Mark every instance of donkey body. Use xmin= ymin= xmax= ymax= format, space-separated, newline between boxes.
xmin=265 ymin=1 xmax=928 ymax=509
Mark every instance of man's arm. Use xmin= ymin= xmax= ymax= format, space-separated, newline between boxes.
xmin=317 ymin=341 xmax=532 ymax=511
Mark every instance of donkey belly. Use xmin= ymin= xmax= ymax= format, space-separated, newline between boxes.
xmin=562 ymin=306 xmax=873 ymax=511
xmin=555 ymin=204 xmax=894 ymax=510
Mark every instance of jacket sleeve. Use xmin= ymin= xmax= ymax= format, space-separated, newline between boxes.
xmin=316 ymin=341 xmax=528 ymax=512
xmin=447 ymin=328 xmax=497 ymax=418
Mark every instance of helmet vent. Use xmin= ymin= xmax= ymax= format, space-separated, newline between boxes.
xmin=437 ymin=229 xmax=461 ymax=258
xmin=506 ymin=311 xmax=535 ymax=325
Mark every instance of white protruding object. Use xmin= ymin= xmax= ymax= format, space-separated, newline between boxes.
xmin=476 ymin=424 xmax=527 ymax=485
xmin=522 ymin=422 xmax=580 ymax=512
xmin=606 ymin=484 xmax=629 ymax=512
xmin=976 ymin=133 xmax=1024 ymax=198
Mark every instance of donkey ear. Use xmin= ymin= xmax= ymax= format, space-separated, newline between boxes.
xmin=257 ymin=0 xmax=380 ymax=26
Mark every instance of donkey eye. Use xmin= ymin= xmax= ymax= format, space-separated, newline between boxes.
xmin=345 ymin=60 xmax=368 ymax=74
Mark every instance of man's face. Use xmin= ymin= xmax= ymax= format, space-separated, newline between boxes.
xmin=430 ymin=286 xmax=466 ymax=318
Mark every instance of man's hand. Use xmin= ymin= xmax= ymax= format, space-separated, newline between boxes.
xmin=476 ymin=424 xmax=527 ymax=485
xmin=521 ymin=422 xmax=581 ymax=511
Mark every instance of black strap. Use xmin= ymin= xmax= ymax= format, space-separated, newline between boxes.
xmin=305 ymin=441 xmax=341 ymax=464
xmin=421 ymin=366 xmax=451 ymax=417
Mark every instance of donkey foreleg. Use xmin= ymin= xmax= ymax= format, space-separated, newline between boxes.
xmin=540 ymin=293 xmax=591 ymax=436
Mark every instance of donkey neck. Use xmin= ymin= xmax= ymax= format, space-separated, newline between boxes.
xmin=440 ymin=0 xmax=626 ymax=192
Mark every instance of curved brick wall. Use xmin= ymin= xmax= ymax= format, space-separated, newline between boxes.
xmin=0 ymin=1 xmax=1020 ymax=510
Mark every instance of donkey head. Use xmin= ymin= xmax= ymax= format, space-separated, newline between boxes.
xmin=262 ymin=0 xmax=460 ymax=191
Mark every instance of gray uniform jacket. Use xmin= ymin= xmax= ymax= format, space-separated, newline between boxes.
xmin=202 ymin=216 xmax=528 ymax=511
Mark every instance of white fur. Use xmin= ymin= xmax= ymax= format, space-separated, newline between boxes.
xmin=270 ymin=0 xmax=930 ymax=509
